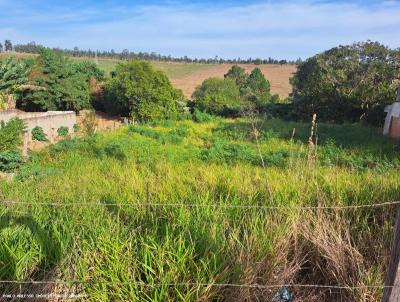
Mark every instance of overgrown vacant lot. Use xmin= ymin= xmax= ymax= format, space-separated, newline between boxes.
xmin=1 ymin=118 xmax=399 ymax=301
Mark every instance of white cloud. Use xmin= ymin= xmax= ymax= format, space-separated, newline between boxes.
xmin=1 ymin=1 xmax=400 ymax=59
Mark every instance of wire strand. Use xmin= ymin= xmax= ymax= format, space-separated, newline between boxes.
xmin=1 ymin=200 xmax=400 ymax=210
xmin=0 ymin=280 xmax=397 ymax=289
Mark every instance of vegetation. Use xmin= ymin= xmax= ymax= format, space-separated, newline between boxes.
xmin=31 ymin=126 xmax=47 ymax=142
xmin=16 ymin=48 xmax=103 ymax=112
xmin=1 ymin=40 xmax=400 ymax=301
xmin=191 ymin=77 xmax=241 ymax=116
xmin=0 ymin=118 xmax=25 ymax=171
xmin=291 ymin=41 xmax=400 ymax=125
xmin=192 ymin=65 xmax=279 ymax=117
xmin=0 ymin=56 xmax=31 ymax=109
xmin=57 ymin=126 xmax=69 ymax=137
xmin=0 ymin=118 xmax=399 ymax=301
xmin=102 ymin=60 xmax=186 ymax=121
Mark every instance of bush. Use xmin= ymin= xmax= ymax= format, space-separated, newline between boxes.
xmin=191 ymin=78 xmax=241 ymax=117
xmin=192 ymin=109 xmax=214 ymax=123
xmin=73 ymin=123 xmax=80 ymax=133
xmin=57 ymin=126 xmax=69 ymax=137
xmin=0 ymin=118 xmax=25 ymax=171
xmin=81 ymin=111 xmax=97 ymax=136
xmin=103 ymin=142 xmax=126 ymax=161
xmin=0 ymin=118 xmax=25 ymax=151
xmin=129 ymin=125 xmax=188 ymax=145
xmin=102 ymin=60 xmax=186 ymax=121
xmin=0 ymin=150 xmax=24 ymax=171
xmin=31 ymin=126 xmax=48 ymax=142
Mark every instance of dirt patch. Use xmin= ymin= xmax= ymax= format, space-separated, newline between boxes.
xmin=170 ymin=64 xmax=297 ymax=99
xmin=76 ymin=111 xmax=122 ymax=132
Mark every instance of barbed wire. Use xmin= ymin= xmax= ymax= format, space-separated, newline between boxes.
xmin=1 ymin=200 xmax=400 ymax=210
xmin=0 ymin=279 xmax=396 ymax=289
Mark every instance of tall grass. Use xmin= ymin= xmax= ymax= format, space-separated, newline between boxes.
xmin=0 ymin=118 xmax=399 ymax=301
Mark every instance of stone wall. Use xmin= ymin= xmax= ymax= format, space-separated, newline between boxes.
xmin=0 ymin=110 xmax=77 ymax=142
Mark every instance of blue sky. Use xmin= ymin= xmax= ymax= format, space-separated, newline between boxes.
xmin=0 ymin=0 xmax=399 ymax=60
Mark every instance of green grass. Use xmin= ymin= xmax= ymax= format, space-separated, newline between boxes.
xmin=1 ymin=118 xmax=399 ymax=301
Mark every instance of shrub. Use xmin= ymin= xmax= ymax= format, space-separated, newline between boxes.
xmin=31 ymin=126 xmax=48 ymax=142
xmin=191 ymin=78 xmax=241 ymax=117
xmin=0 ymin=118 xmax=25 ymax=171
xmin=73 ymin=123 xmax=80 ymax=133
xmin=200 ymin=137 xmax=257 ymax=164
xmin=0 ymin=150 xmax=24 ymax=171
xmin=0 ymin=118 xmax=25 ymax=151
xmin=57 ymin=126 xmax=69 ymax=137
xmin=192 ymin=109 xmax=214 ymax=123
xmin=102 ymin=60 xmax=186 ymax=121
xmin=81 ymin=111 xmax=97 ymax=136
xmin=103 ymin=142 xmax=126 ymax=161
xmin=128 ymin=124 xmax=189 ymax=145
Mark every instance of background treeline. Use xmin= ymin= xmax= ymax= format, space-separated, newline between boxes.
xmin=10 ymin=41 xmax=300 ymax=65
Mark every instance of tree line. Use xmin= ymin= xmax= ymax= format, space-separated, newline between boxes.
xmin=7 ymin=41 xmax=300 ymax=65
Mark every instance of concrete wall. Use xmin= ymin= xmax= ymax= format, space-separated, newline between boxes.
xmin=0 ymin=110 xmax=76 ymax=142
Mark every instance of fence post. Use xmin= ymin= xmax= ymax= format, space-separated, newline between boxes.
xmin=382 ymin=207 xmax=400 ymax=302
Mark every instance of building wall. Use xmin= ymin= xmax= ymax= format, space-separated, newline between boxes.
xmin=0 ymin=110 xmax=76 ymax=142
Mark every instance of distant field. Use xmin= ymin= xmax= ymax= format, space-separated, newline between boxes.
xmin=1 ymin=52 xmax=296 ymax=98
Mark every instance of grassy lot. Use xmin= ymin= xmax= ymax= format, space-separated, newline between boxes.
xmin=1 ymin=118 xmax=399 ymax=301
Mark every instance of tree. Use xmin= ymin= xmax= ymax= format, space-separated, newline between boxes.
xmin=0 ymin=43 xmax=3 ymax=52
xmin=18 ymin=48 xmax=92 ymax=112
xmin=291 ymin=41 xmax=400 ymax=124
xmin=246 ymin=68 xmax=271 ymax=97
xmin=4 ymin=40 xmax=13 ymax=52
xmin=224 ymin=65 xmax=248 ymax=89
xmin=242 ymin=67 xmax=272 ymax=112
xmin=72 ymin=61 xmax=105 ymax=81
xmin=102 ymin=60 xmax=185 ymax=121
xmin=0 ymin=56 xmax=30 ymax=110
xmin=191 ymin=77 xmax=241 ymax=116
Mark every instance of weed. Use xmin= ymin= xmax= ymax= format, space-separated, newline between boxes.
xmin=57 ymin=126 xmax=69 ymax=137
xmin=31 ymin=126 xmax=48 ymax=142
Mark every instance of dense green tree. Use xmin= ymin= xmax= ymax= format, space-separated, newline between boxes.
xmin=102 ymin=60 xmax=185 ymax=121
xmin=191 ymin=77 xmax=241 ymax=116
xmin=72 ymin=61 xmax=105 ymax=81
xmin=0 ymin=56 xmax=30 ymax=91
xmin=246 ymin=68 xmax=271 ymax=97
xmin=224 ymin=65 xmax=248 ymax=90
xmin=0 ymin=56 xmax=30 ymax=110
xmin=291 ymin=41 xmax=400 ymax=124
xmin=18 ymin=49 xmax=93 ymax=112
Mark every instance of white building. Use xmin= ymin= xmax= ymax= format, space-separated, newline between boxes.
xmin=383 ymin=88 xmax=400 ymax=138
